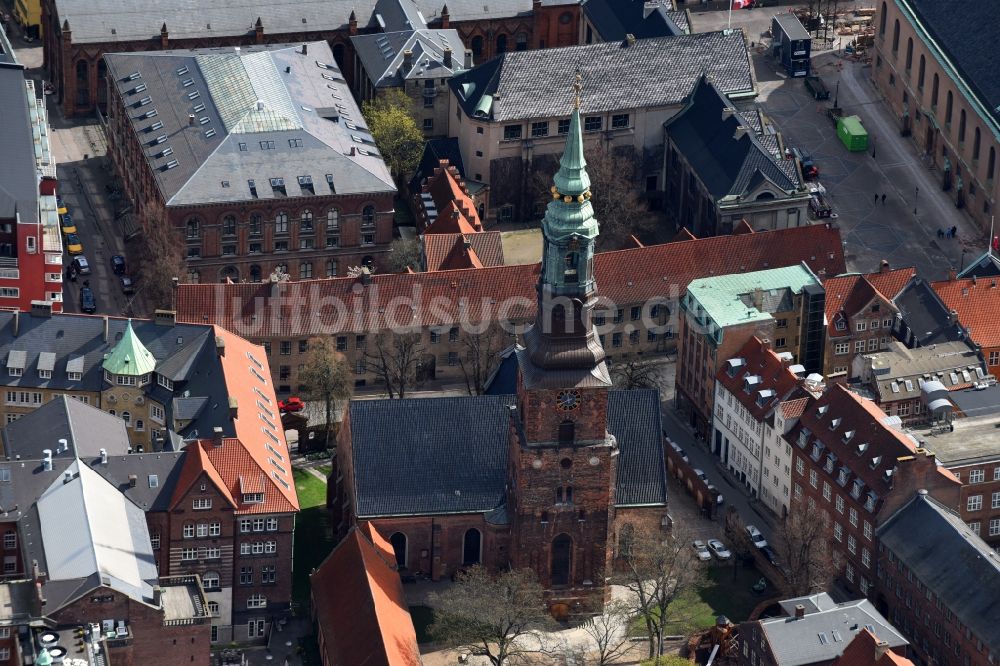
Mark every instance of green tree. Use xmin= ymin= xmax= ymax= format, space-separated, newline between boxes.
xmin=388 ymin=237 xmax=422 ymax=273
xmin=428 ymin=566 xmax=555 ymax=666
xmin=298 ymin=337 xmax=353 ymax=451
xmin=362 ymin=89 xmax=424 ymax=180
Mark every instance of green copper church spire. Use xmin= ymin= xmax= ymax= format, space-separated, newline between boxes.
xmin=552 ymin=73 xmax=591 ymax=198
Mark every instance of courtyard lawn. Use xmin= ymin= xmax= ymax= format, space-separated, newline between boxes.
xmin=292 ymin=468 xmax=334 ymax=608
xmin=629 ymin=565 xmax=771 ymax=636
xmin=294 ymin=467 xmax=328 ymax=509
xmin=315 ymin=463 xmax=332 ymax=478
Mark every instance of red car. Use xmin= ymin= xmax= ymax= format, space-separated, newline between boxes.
xmin=279 ymin=397 xmax=305 ymax=413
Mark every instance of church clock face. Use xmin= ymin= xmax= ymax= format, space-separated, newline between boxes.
xmin=556 ymin=390 xmax=582 ymax=411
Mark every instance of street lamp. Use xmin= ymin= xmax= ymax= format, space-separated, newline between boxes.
xmin=914 ymin=186 xmax=919 ymax=215
xmin=960 ymin=248 xmax=968 ymax=272
xmin=834 ymin=79 xmax=840 ymax=109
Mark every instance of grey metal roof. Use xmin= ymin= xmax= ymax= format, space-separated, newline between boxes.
xmin=348 ymin=388 xmax=667 ymax=518
xmin=581 ymin=0 xmax=683 ymax=42
xmin=352 ymin=27 xmax=465 ymax=89
xmin=51 ymin=0 xmax=541 ymax=45
xmin=0 ymin=60 xmax=37 ymax=225
xmin=103 ymin=41 xmax=395 ymax=208
xmin=877 ymin=491 xmax=1000 ymax=654
xmin=3 ymin=395 xmax=131 ymax=460
xmin=892 ymin=277 xmax=966 ymax=346
xmin=449 ymin=30 xmax=755 ymax=123
xmin=899 ymin=0 xmax=1000 ymax=126
xmin=759 ymin=594 xmax=907 ymax=666
xmin=772 ymin=13 xmax=811 ymax=41
xmin=665 ymin=76 xmax=798 ymax=199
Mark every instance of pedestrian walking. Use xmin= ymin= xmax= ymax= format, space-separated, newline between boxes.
xmin=881 ymin=194 xmax=887 ymax=204
xmin=874 ymin=193 xmax=879 ymax=204
xmin=951 ymin=225 xmax=958 ymax=238
xmin=937 ymin=228 xmax=945 ymax=239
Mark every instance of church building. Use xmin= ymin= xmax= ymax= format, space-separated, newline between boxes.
xmin=331 ymin=79 xmax=669 ymax=616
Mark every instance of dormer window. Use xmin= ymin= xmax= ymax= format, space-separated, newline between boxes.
xmin=869 ymin=455 xmax=882 ymax=470
xmin=864 ymin=491 xmax=878 ymax=512
xmin=811 ymin=442 xmax=824 ymax=462
xmin=829 ymin=417 xmax=842 ymax=430
xmin=726 ymin=358 xmax=745 ymax=377
xmin=797 ymin=428 xmax=811 ymax=448
xmin=856 ymin=442 xmax=869 ymax=456
xmin=158 ymin=374 xmax=174 ymax=391
xmin=837 ymin=467 xmax=850 ymax=486
xmin=851 ymin=478 xmax=864 ymax=499
xmin=842 ymin=430 xmax=855 ymax=443
xmin=242 ymin=493 xmax=265 ymax=504
xmin=824 ymin=453 xmax=837 ymax=474
xmin=817 ymin=405 xmax=829 ymax=417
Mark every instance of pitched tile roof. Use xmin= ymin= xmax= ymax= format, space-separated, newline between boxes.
xmin=581 ymin=0 xmax=683 ymax=41
xmin=823 ymin=268 xmax=914 ymax=338
xmin=449 ymin=30 xmax=755 ymax=123
xmin=877 ymin=491 xmax=1000 ymax=654
xmin=177 ymin=225 xmax=846 ymax=336
xmin=311 ymin=527 xmax=421 ymax=666
xmin=346 ymin=389 xmax=667 ymax=518
xmin=421 ymin=160 xmax=483 ymax=233
xmin=931 ymin=276 xmax=1000 ymax=348
xmin=423 ymin=232 xmax=504 ymax=271
xmin=665 ymin=76 xmax=799 ymax=198
xmin=104 ymin=42 xmax=394 ymax=208
xmin=780 ymin=397 xmax=810 ymax=420
xmin=832 ymin=628 xmax=914 ymax=666
xmin=716 ymin=336 xmax=803 ymax=422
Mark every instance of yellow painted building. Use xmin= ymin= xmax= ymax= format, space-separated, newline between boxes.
xmin=13 ymin=0 xmax=41 ymax=39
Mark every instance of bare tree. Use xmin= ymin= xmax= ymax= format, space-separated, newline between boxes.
xmin=612 ymin=360 xmax=663 ymax=391
xmin=618 ymin=524 xmax=705 ymax=661
xmin=298 ymin=337 xmax=353 ymax=451
xmin=364 ymin=330 xmax=426 ymax=399
xmin=580 ymin=599 xmax=635 ymax=666
xmin=723 ymin=506 xmax=753 ymax=562
xmin=133 ymin=216 xmax=185 ymax=311
xmin=458 ymin=327 xmax=512 ymax=395
xmin=428 ymin=566 xmax=555 ymax=666
xmin=771 ymin=510 xmax=835 ymax=596
xmin=388 ymin=237 xmax=422 ymax=273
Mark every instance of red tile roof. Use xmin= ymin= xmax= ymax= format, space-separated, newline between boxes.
xmin=932 ymin=276 xmax=1000 ymax=348
xmin=715 ymin=336 xmax=803 ymax=421
xmin=422 ymin=161 xmax=482 ymax=233
xmin=311 ymin=527 xmax=420 ymax=666
xmin=177 ymin=225 xmax=846 ymax=337
xmin=171 ymin=327 xmax=299 ymax=515
xmin=423 ymin=232 xmax=505 ymax=272
xmin=732 ymin=219 xmax=755 ymax=235
xmin=833 ymin=628 xmax=914 ymax=666
xmin=824 ymin=268 xmax=915 ymax=338
xmin=780 ymin=397 xmax=810 ymax=420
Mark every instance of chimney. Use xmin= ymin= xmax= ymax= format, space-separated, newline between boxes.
xmin=160 ymin=22 xmax=168 ymax=48
xmin=215 ymin=335 xmax=226 ymax=357
xmin=188 ymin=114 xmax=195 ymax=126
xmin=722 ymin=107 xmax=735 ymax=121
xmin=11 ymin=310 xmax=18 ymax=337
xmin=301 ymin=43 xmax=308 ymax=55
xmin=948 ymin=269 xmax=957 ymax=281
xmin=464 ymin=48 xmax=473 ymax=68
xmin=154 ymin=309 xmax=176 ymax=326
xmin=128 ymin=474 xmax=137 ymax=488
xmin=152 ymin=585 xmax=162 ymax=607
xmin=100 ymin=448 xmax=108 ymax=465
xmin=212 ymin=426 xmax=224 ymax=447
xmin=880 ymin=259 xmax=891 ymax=272
xmin=875 ymin=640 xmax=890 ymax=661
xmin=30 ymin=301 xmax=52 ymax=318
xmin=42 ymin=450 xmax=52 ymax=471
xmin=348 ymin=9 xmax=358 ymax=36
xmin=228 ymin=396 xmax=238 ymax=420
xmin=285 ymin=65 xmax=291 ymax=74
xmin=623 ymin=33 xmax=637 ymax=47
xmin=948 ymin=309 xmax=959 ymax=324
xmin=403 ymin=49 xmax=414 ymax=73
xmin=443 ymin=47 xmax=453 ymax=69
xmin=63 ymin=470 xmax=73 ymax=484
xmin=58 ymin=438 xmax=68 ymax=453
xmin=254 ymin=16 xmax=264 ymax=43
xmin=441 ymin=3 xmax=450 ymax=28
xmin=103 ymin=315 xmax=109 ymax=343
xmin=794 ymin=604 xmax=805 ymax=619
xmin=734 ymin=125 xmax=748 ymax=140
xmin=361 ymin=266 xmax=372 ymax=286
xmin=973 ymin=274 xmax=978 ymax=286
xmin=752 ymin=287 xmax=764 ymax=309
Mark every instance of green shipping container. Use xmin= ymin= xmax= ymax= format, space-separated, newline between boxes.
xmin=837 ymin=115 xmax=869 ymax=152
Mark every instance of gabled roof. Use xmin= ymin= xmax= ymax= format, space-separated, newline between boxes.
xmin=449 ymin=30 xmax=755 ymax=123
xmin=177 ymin=224 xmax=846 ymax=337
xmin=0 ymin=60 xmax=38 ymax=224
xmin=103 ymin=42 xmax=394 ymax=208
xmin=877 ymin=490 xmax=1000 ymax=654
xmin=3 ymin=394 xmax=131 ymax=460
xmin=931 ymin=276 xmax=1000 ymax=348
xmin=102 ymin=319 xmax=156 ymax=376
xmin=352 ymin=24 xmax=465 ymax=88
xmin=716 ymin=337 xmax=803 ymax=422
xmin=420 ymin=159 xmax=483 ymax=234
xmin=171 ymin=441 xmax=237 ymax=509
xmin=758 ymin=594 xmax=907 ymax=666
xmin=310 ymin=527 xmax=420 ymax=666
xmin=665 ymin=75 xmax=798 ymax=199
xmin=832 ymin=628 xmax=914 ymax=666
xmin=423 ymin=232 xmax=505 ymax=271
xmin=582 ymin=0 xmax=683 ymax=41
xmin=956 ymin=249 xmax=1000 ymax=278
xmin=823 ymin=268 xmax=914 ymax=338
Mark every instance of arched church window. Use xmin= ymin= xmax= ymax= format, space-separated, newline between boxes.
xmin=558 ymin=420 xmax=575 ymax=445
xmin=389 ymin=532 xmax=407 ymax=568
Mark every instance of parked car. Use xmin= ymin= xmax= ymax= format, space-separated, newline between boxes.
xmin=761 ymin=546 xmax=780 ymax=567
xmin=707 ymin=539 xmax=732 ymax=560
xmin=111 ymin=255 xmax=127 ymax=275
xmin=64 ymin=233 xmax=83 ymax=255
xmin=56 ymin=196 xmax=68 ymax=216
xmin=279 ymin=396 xmax=305 ymax=413
xmin=707 ymin=484 xmax=725 ymax=505
xmin=790 ymin=147 xmax=819 ymax=180
xmin=60 ymin=213 xmax=77 ymax=235
xmin=79 ymin=286 xmax=97 ymax=313
xmin=692 ymin=540 xmax=712 ymax=562
xmin=804 ymin=74 xmax=830 ymax=100
xmin=693 ymin=468 xmax=707 ymax=482
xmin=120 ymin=275 xmax=135 ymax=294
xmin=72 ymin=256 xmax=91 ymax=276
xmin=745 ymin=525 xmax=769 ymax=549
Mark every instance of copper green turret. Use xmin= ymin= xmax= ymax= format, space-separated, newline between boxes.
xmin=102 ymin=320 xmax=156 ymax=377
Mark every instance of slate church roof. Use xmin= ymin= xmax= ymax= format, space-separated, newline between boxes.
xmin=346 ymin=388 xmax=667 ymax=518
xmin=582 ymin=0 xmax=684 ymax=42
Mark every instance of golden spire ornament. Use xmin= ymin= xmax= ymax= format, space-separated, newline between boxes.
xmin=573 ymin=70 xmax=582 ymax=109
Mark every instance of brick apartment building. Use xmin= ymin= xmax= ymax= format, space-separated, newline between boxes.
xmin=876 ymin=490 xmax=1000 ymax=666
xmin=677 ymin=263 xmax=828 ymax=438
xmin=871 ymin=0 xmax=999 ymax=235
xmin=787 ymin=384 xmax=961 ymax=598
xmin=104 ymin=41 xmax=397 ymax=285
xmin=0 ymin=34 xmax=63 ymax=313
xmin=175 ymin=224 xmax=846 ymax=396
xmin=41 ymin=0 xmax=580 ymax=118
xmin=0 ymin=310 xmax=298 ymax=645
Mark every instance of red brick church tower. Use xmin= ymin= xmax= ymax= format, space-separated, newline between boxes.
xmin=508 ymin=76 xmax=618 ymax=617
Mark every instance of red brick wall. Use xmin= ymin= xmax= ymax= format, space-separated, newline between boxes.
xmin=949 ymin=461 xmax=1000 ymax=546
